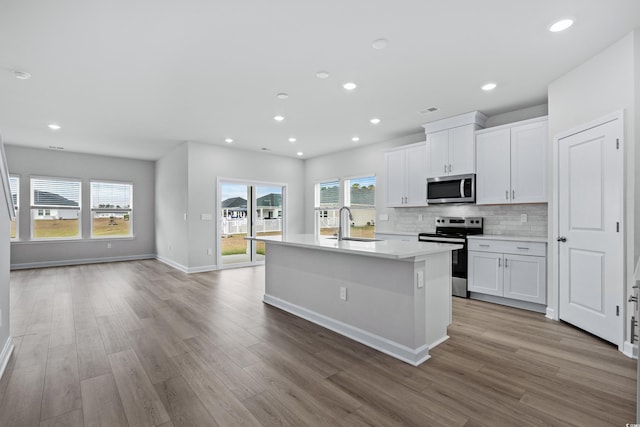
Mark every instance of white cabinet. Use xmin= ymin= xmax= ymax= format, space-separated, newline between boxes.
xmin=426 ymin=124 xmax=477 ymax=178
xmin=422 ymin=111 xmax=486 ymax=178
xmin=384 ymin=142 xmax=428 ymax=207
xmin=468 ymin=238 xmax=547 ymax=305
xmin=476 ymin=117 xmax=548 ymax=204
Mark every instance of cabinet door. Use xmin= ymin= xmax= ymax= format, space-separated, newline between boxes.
xmin=448 ymin=124 xmax=475 ymax=175
xmin=511 ymin=120 xmax=547 ymax=203
xmin=385 ymin=150 xmax=406 ymax=207
xmin=475 ymin=128 xmax=511 ymax=205
xmin=503 ymin=254 xmax=546 ymax=304
xmin=426 ymin=130 xmax=449 ymax=178
xmin=405 ymin=143 xmax=428 ymax=206
xmin=468 ymin=251 xmax=503 ymax=296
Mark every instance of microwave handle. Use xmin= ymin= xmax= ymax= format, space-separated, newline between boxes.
xmin=460 ymin=179 xmax=465 ymax=197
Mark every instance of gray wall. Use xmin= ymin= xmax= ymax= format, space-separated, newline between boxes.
xmin=6 ymin=145 xmax=156 ymax=268
xmin=548 ymin=29 xmax=639 ymax=343
xmin=0 ymin=145 xmax=10 ymax=364
xmin=155 ymin=142 xmax=189 ymax=269
xmin=155 ymin=141 xmax=305 ymax=272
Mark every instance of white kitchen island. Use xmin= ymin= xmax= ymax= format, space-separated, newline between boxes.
xmin=250 ymin=234 xmax=462 ymax=366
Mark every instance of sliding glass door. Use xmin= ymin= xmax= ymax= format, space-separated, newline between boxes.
xmin=219 ymin=180 xmax=286 ymax=267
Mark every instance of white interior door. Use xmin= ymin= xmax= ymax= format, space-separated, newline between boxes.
xmin=558 ymin=118 xmax=623 ymax=345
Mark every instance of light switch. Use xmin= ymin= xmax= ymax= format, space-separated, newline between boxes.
xmin=379 ymin=213 xmax=389 ymax=221
xmin=417 ymin=271 xmax=424 ymax=288
xmin=521 ymin=214 xmax=528 ymax=223
xmin=201 ymin=213 xmax=213 ymax=221
xmin=340 ymin=287 xmax=347 ymax=301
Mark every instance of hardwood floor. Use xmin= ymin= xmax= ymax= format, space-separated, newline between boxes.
xmin=0 ymin=260 xmax=635 ymax=426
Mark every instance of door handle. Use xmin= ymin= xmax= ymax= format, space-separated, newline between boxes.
xmin=460 ymin=179 xmax=465 ymax=198
xmin=557 ymin=236 xmax=567 ymax=242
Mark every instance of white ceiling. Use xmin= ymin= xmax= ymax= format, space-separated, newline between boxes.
xmin=1 ymin=0 xmax=639 ymax=161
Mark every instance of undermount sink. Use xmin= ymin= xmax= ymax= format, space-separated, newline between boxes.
xmin=326 ymin=237 xmax=383 ymax=242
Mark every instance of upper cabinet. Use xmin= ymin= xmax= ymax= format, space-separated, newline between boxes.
xmin=475 ymin=117 xmax=548 ymax=205
xmin=423 ymin=111 xmax=487 ymax=178
xmin=384 ymin=141 xmax=428 ymax=207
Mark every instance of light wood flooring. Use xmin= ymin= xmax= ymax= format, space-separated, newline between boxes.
xmin=0 ymin=260 xmax=636 ymax=426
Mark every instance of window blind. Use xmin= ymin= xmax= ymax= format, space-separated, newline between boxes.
xmin=9 ymin=176 xmax=18 ymax=209
xmin=31 ymin=177 xmax=80 ymax=208
xmin=318 ymin=180 xmax=340 ymax=208
xmin=91 ymin=181 xmax=132 ymax=210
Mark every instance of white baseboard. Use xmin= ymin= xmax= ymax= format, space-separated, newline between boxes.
xmin=263 ymin=294 xmax=435 ymax=366
xmin=0 ymin=336 xmax=14 ymax=380
xmin=155 ymin=255 xmax=189 ymax=273
xmin=545 ymin=307 xmax=556 ymax=320
xmin=10 ymin=254 xmax=156 ymax=270
xmin=623 ymin=340 xmax=638 ymax=359
xmin=469 ymin=292 xmax=546 ymax=313
xmin=187 ymin=265 xmax=218 ymax=274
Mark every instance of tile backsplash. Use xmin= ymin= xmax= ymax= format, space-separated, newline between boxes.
xmin=383 ymin=204 xmax=548 ymax=237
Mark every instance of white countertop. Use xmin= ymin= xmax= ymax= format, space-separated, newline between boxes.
xmin=467 ymin=235 xmax=548 ymax=243
xmin=374 ymin=231 xmax=418 ymax=236
xmin=249 ymin=234 xmax=462 ymax=260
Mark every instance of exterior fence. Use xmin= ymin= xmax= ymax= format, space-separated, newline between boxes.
xmin=222 ymin=218 xmax=282 ymax=235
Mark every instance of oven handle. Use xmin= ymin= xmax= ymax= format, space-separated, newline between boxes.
xmin=419 ymin=236 xmax=466 ymax=244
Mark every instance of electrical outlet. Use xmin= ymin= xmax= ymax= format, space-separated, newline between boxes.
xmin=418 ymin=214 xmax=423 ymax=221
xmin=207 ymin=248 xmax=213 ymax=256
xmin=168 ymin=244 xmax=172 ymax=252
xmin=107 ymin=242 xmax=112 ymax=249
xmin=339 ymin=287 xmax=347 ymax=301
xmin=0 ymin=309 xmax=2 ymax=327
xmin=417 ymin=271 xmax=424 ymax=288
xmin=521 ymin=214 xmax=528 ymax=223
xmin=379 ymin=213 xmax=389 ymax=221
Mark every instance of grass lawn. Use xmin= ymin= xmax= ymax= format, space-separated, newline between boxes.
xmin=32 ymin=217 xmax=131 ymax=239
xmin=221 ymin=231 xmax=281 ymax=256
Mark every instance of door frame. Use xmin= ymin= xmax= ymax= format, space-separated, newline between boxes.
xmin=216 ymin=177 xmax=288 ymax=269
xmin=550 ymin=110 xmax=625 ymax=348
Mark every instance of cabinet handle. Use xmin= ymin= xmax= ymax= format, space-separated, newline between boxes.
xmin=498 ymin=258 xmax=501 ymax=267
xmin=479 ymin=244 xmax=490 ymax=247
xmin=444 ymin=164 xmax=447 ymax=174
xmin=505 ymin=190 xmax=509 ymax=201
xmin=448 ymin=164 xmax=452 ymax=173
xmin=512 ymin=189 xmax=515 ymax=200
xmin=516 ymin=247 xmax=529 ymax=250
xmin=505 ymin=258 xmax=509 ymax=268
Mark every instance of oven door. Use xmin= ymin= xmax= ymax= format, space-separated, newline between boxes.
xmin=418 ymin=235 xmax=468 ymax=297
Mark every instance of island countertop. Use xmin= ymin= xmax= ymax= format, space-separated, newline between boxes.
xmin=249 ymin=234 xmax=462 ymax=260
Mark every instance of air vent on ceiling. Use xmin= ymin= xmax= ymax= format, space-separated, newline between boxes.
xmin=419 ymin=107 xmax=439 ymax=114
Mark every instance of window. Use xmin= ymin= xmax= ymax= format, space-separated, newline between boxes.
xmin=9 ymin=175 xmax=18 ymax=240
xmin=314 ymin=179 xmax=340 ymax=237
xmin=345 ymin=175 xmax=376 ymax=238
xmin=91 ymin=181 xmax=133 ymax=238
xmin=31 ymin=177 xmax=81 ymax=239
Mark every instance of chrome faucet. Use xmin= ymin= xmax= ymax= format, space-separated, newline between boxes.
xmin=338 ymin=206 xmax=354 ymax=241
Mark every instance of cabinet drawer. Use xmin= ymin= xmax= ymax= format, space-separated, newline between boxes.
xmin=468 ymin=239 xmax=546 ymax=256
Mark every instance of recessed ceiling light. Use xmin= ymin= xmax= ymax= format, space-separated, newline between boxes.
xmin=297 ymin=152 xmax=303 ymax=156
xmin=343 ymin=82 xmax=357 ymax=91
xmin=549 ymin=18 xmax=574 ymax=32
xmin=276 ymin=93 xmax=289 ymax=99
xmin=14 ymin=70 xmax=31 ymax=80
xmin=352 ymin=137 xmax=360 ymax=142
xmin=372 ymin=38 xmax=389 ymax=50
xmin=316 ymin=71 xmax=330 ymax=79
xmin=48 ymin=123 xmax=61 ymax=130
xmin=274 ymin=115 xmax=285 ymax=122
xmin=288 ymin=137 xmax=296 ymax=143
xmin=225 ymin=138 xmax=233 ymax=143
xmin=369 ymin=118 xmax=381 ymax=125
xmin=481 ymin=83 xmax=497 ymax=91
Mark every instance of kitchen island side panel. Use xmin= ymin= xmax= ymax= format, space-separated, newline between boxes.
xmin=264 ymin=243 xmax=451 ymax=355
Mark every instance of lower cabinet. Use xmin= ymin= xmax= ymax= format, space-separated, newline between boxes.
xmin=468 ymin=238 xmax=546 ymax=305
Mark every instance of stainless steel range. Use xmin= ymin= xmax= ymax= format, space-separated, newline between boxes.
xmin=418 ymin=217 xmax=483 ymax=298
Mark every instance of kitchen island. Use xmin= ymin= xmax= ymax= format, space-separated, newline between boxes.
xmin=249 ymin=234 xmax=462 ymax=366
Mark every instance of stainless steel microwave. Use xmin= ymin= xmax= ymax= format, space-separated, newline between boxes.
xmin=427 ymin=173 xmax=475 ymax=204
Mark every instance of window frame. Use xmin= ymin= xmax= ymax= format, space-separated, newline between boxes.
xmin=9 ymin=175 xmax=19 ymax=241
xmin=30 ymin=176 xmax=82 ymax=241
xmin=343 ymin=174 xmax=376 ymax=238
xmin=313 ymin=174 xmax=376 ymax=239
xmin=90 ymin=180 xmax=134 ymax=239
